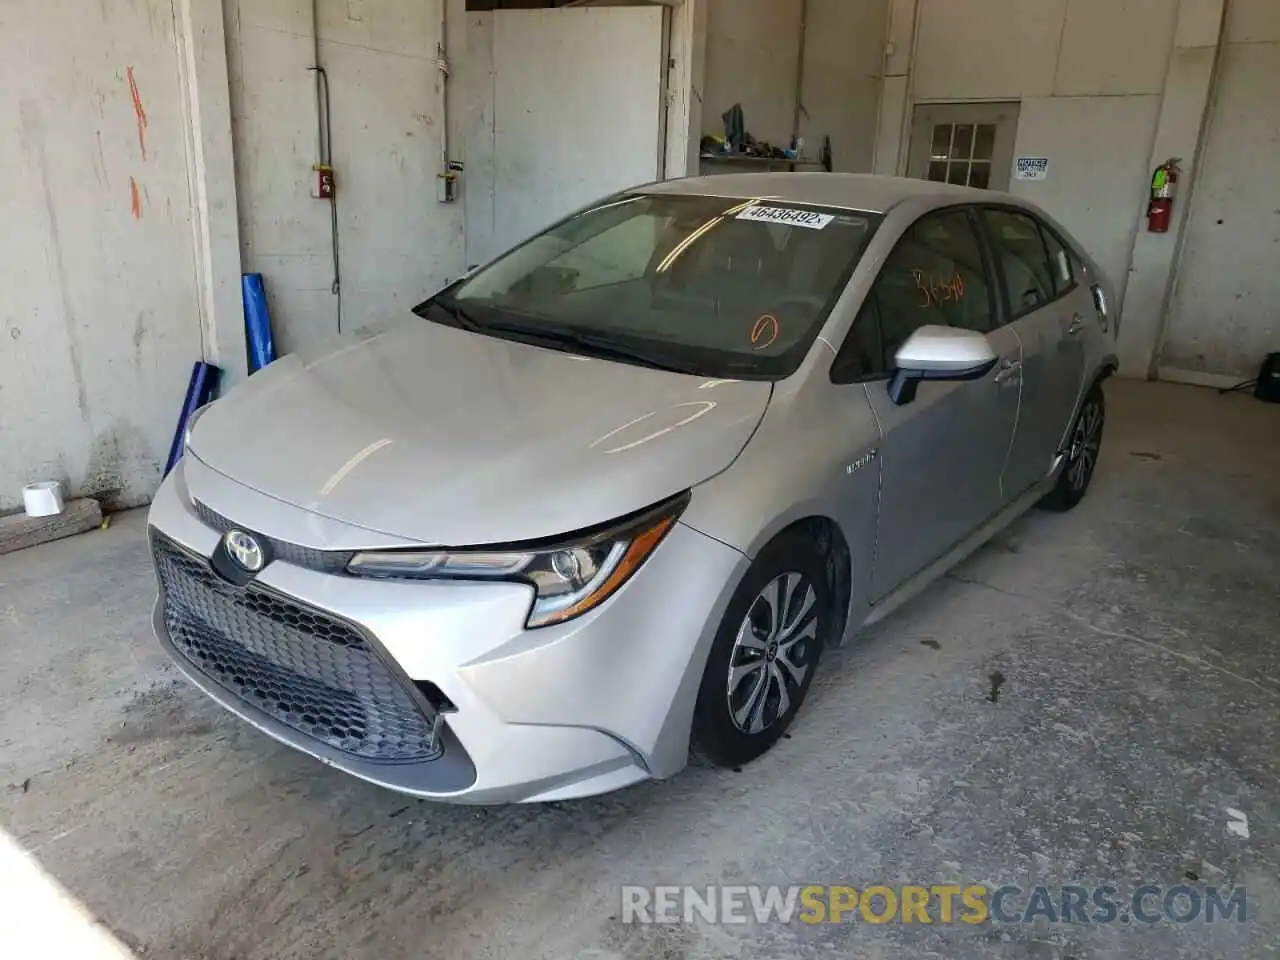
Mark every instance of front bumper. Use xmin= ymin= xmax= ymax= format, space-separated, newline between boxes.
xmin=147 ymin=455 xmax=748 ymax=804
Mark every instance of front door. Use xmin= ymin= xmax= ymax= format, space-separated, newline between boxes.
xmin=908 ymin=103 xmax=1020 ymax=191
xmin=840 ymin=207 xmax=1022 ymax=600
xmin=978 ymin=207 xmax=1089 ymax=497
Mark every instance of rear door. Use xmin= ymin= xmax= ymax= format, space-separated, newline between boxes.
xmin=832 ymin=207 xmax=1022 ymax=600
xmin=979 ymin=207 xmax=1089 ymax=496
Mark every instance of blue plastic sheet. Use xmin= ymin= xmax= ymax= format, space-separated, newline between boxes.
xmin=242 ymin=273 xmax=276 ymax=373
xmin=164 ymin=361 xmax=220 ymax=477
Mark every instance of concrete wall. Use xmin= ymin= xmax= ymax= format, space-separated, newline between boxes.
xmin=876 ymin=0 xmax=1280 ymax=380
xmin=1115 ymin=0 xmax=1225 ymax=379
xmin=702 ymin=0 xmax=886 ymax=171
xmin=0 ymin=0 xmax=209 ymax=512
xmin=909 ymin=0 xmax=1179 ymax=314
xmin=703 ymin=0 xmax=803 ymax=149
xmin=462 ymin=5 xmax=672 ymax=266
xmin=225 ymin=0 xmax=467 ymax=357
xmin=799 ymin=0 xmax=888 ymax=173
xmin=1160 ymin=0 xmax=1280 ymax=380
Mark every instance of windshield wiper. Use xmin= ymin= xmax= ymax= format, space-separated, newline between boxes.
xmin=414 ymin=296 xmax=481 ymax=331
xmin=479 ymin=319 xmax=706 ymax=375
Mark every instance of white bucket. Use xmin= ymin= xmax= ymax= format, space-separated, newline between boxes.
xmin=22 ymin=481 xmax=64 ymax=517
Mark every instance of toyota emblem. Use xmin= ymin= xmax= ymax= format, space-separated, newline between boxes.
xmin=224 ymin=529 xmax=265 ymax=573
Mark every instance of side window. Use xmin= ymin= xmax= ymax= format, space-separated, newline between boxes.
xmin=876 ymin=209 xmax=995 ymax=360
xmin=982 ymin=208 xmax=1055 ymax=317
xmin=832 ymin=209 xmax=994 ymax=382
xmin=1040 ymin=225 xmax=1077 ymax=297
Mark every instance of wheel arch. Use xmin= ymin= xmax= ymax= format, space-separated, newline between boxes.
xmin=742 ymin=513 xmax=855 ymax=650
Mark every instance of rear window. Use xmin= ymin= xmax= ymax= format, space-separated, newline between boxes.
xmin=432 ymin=193 xmax=880 ymax=379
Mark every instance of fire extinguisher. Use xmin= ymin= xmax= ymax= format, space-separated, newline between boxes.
xmin=1147 ymin=158 xmax=1181 ymax=233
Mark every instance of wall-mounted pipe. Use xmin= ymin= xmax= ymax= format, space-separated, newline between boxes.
xmin=436 ymin=0 xmax=456 ymax=202
xmin=791 ymin=0 xmax=809 ymax=152
xmin=310 ymin=0 xmax=343 ymax=333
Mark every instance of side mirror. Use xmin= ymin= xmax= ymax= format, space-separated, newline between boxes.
xmin=887 ymin=325 xmax=998 ymax=406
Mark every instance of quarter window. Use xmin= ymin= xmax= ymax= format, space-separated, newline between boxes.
xmin=833 ymin=208 xmax=995 ymax=382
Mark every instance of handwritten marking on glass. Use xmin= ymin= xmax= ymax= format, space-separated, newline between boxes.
xmin=750 ymin=314 xmax=780 ymax=350
xmin=912 ymin=269 xmax=966 ymax=309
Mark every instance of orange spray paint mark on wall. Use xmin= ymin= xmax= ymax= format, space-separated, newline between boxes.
xmin=127 ymin=66 xmax=148 ymax=161
xmin=130 ymin=177 xmax=143 ymax=219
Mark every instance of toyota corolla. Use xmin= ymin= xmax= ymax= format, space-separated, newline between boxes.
xmin=148 ymin=173 xmax=1117 ymax=803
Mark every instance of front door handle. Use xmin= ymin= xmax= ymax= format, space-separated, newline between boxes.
xmin=993 ymin=357 xmax=1021 ymax=386
xmin=1067 ymin=314 xmax=1086 ymax=335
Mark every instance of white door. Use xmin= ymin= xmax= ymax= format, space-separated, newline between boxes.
xmin=908 ymin=103 xmax=1020 ymax=192
xmin=491 ymin=7 xmax=667 ymax=254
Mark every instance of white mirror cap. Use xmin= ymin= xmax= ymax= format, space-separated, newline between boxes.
xmin=894 ymin=324 xmax=996 ymax=373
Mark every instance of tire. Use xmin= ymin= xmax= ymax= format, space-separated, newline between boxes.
xmin=692 ymin=530 xmax=833 ymax=768
xmin=1039 ymin=382 xmax=1106 ymax=512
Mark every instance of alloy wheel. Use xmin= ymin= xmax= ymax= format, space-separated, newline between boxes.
xmin=726 ymin=572 xmax=819 ymax=734
xmin=1067 ymin=397 xmax=1103 ymax=492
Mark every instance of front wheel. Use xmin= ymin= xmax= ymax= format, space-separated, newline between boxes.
xmin=1040 ymin=382 xmax=1105 ymax=512
xmin=692 ymin=531 xmax=832 ymax=768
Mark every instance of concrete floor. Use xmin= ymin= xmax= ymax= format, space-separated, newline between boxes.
xmin=0 ymin=379 xmax=1277 ymax=959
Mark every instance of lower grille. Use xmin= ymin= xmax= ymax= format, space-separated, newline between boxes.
xmin=153 ymin=532 xmax=438 ymax=762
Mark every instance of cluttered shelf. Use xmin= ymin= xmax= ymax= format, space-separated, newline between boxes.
xmin=699 ymin=154 xmax=826 ymax=173
xmin=699 ymin=102 xmax=833 ymax=177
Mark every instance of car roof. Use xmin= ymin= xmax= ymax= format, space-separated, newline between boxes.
xmin=638 ymin=172 xmax=1000 ymax=214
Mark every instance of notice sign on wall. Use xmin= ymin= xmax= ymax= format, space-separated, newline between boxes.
xmin=1015 ymin=157 xmax=1050 ymax=181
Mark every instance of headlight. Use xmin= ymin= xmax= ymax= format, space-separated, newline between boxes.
xmin=346 ymin=493 xmax=689 ymax=628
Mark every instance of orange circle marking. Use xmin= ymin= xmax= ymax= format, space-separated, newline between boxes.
xmin=751 ymin=314 xmax=780 ymax=351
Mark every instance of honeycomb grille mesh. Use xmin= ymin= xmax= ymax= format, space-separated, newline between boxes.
xmin=153 ymin=533 xmax=438 ymax=762
xmin=192 ymin=500 xmax=354 ymax=574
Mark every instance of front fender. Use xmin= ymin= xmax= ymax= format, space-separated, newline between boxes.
xmin=681 ymin=378 xmax=882 ymax=633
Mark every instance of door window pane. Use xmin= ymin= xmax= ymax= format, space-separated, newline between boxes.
xmin=982 ymin=209 xmax=1055 ymax=315
xmin=973 ymin=124 xmax=996 ymax=160
xmin=951 ymin=124 xmax=975 ymax=159
xmin=928 ymin=160 xmax=947 ymax=183
xmin=968 ymin=163 xmax=991 ymax=189
xmin=930 ymin=124 xmax=952 ymax=160
xmin=947 ymin=163 xmax=969 ymax=186
xmin=876 ymin=209 xmax=996 ymax=356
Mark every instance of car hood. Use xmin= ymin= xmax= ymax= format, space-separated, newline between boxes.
xmin=189 ymin=318 xmax=771 ymax=545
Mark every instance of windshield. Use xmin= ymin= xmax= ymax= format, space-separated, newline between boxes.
xmin=415 ymin=193 xmax=880 ymax=379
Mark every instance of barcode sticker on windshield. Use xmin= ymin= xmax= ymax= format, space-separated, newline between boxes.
xmin=736 ymin=206 xmax=834 ymax=230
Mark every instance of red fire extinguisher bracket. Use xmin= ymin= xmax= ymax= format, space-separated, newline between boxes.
xmin=1147 ymin=157 xmax=1181 ymax=233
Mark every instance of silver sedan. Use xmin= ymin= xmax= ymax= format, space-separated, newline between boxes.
xmin=148 ymin=173 xmax=1117 ymax=803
